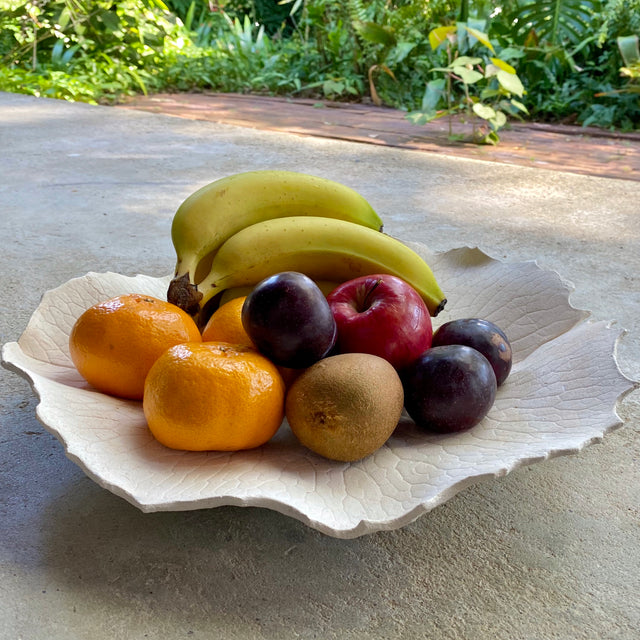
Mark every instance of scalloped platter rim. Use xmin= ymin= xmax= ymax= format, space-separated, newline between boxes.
xmin=2 ymin=244 xmax=636 ymax=538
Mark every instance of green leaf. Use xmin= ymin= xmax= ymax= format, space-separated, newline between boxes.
xmin=497 ymin=46 xmax=526 ymax=61
xmin=480 ymin=87 xmax=502 ymax=99
xmin=464 ymin=26 xmax=494 ymax=52
xmin=514 ymin=0 xmax=599 ymax=45
xmin=58 ymin=7 xmax=71 ymax=30
xmin=429 ymin=25 xmax=456 ymax=51
xmin=422 ymin=78 xmax=446 ymax=112
xmin=491 ymin=111 xmax=507 ymax=128
xmin=479 ymin=130 xmax=501 ymax=145
xmin=355 ymin=21 xmax=397 ymax=47
xmin=454 ymin=56 xmax=483 ymax=67
xmin=621 ymin=64 xmax=640 ymax=80
xmin=97 ymin=8 xmax=120 ymax=33
xmin=184 ymin=1 xmax=196 ymax=31
xmin=484 ymin=64 xmax=499 ymax=79
xmin=490 ymin=57 xmax=516 ymax=74
xmin=617 ymin=35 xmax=640 ymax=68
xmin=61 ymin=44 xmax=80 ymax=66
xmin=497 ymin=69 xmax=525 ymax=97
xmin=279 ymin=0 xmax=304 ymax=16
xmin=387 ymin=41 xmax=417 ymax=65
xmin=323 ymin=79 xmax=344 ymax=95
xmin=473 ymin=103 xmax=496 ymax=120
xmin=510 ymin=99 xmax=529 ymax=114
xmin=453 ymin=66 xmax=483 ymax=84
xmin=127 ymin=66 xmax=148 ymax=96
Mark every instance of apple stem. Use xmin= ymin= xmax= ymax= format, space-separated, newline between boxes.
xmin=361 ymin=278 xmax=383 ymax=311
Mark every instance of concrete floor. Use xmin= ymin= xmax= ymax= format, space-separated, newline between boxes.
xmin=1 ymin=91 xmax=639 ymax=639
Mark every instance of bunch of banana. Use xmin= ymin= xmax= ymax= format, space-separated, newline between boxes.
xmin=167 ymin=170 xmax=447 ymax=324
xmin=191 ymin=216 xmax=447 ymax=321
xmin=167 ymin=170 xmax=383 ymax=314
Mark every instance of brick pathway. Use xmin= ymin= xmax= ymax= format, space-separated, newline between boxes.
xmin=117 ymin=92 xmax=640 ymax=182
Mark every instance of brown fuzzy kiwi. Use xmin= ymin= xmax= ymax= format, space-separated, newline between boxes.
xmin=285 ymin=353 xmax=404 ymax=462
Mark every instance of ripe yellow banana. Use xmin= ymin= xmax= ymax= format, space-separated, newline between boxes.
xmin=168 ymin=170 xmax=382 ymax=297
xmin=194 ymin=216 xmax=447 ymax=318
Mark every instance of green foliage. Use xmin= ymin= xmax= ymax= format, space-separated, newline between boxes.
xmin=0 ymin=0 xmax=181 ymax=99
xmin=589 ymin=35 xmax=640 ymax=127
xmin=407 ymin=22 xmax=528 ymax=144
xmin=2 ymin=0 xmax=176 ymax=65
xmin=0 ymin=0 xmax=638 ymax=131
xmin=510 ymin=0 xmax=601 ymax=45
xmin=479 ymin=0 xmax=640 ymax=130
xmin=598 ymin=0 xmax=640 ymax=44
xmin=0 ymin=64 xmax=98 ymax=101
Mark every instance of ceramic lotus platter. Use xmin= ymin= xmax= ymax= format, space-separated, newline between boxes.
xmin=2 ymin=244 xmax=635 ymax=538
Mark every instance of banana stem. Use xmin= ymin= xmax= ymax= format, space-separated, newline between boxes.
xmin=167 ymin=273 xmax=203 ymax=316
xmin=433 ymin=297 xmax=447 ymax=317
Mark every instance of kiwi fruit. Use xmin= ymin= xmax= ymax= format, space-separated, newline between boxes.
xmin=285 ymin=353 xmax=404 ymax=462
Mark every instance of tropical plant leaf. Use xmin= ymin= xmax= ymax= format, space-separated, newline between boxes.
xmin=387 ymin=41 xmax=418 ymax=66
xmin=278 ymin=0 xmax=305 ymax=16
xmin=453 ymin=66 xmax=484 ymax=84
xmin=514 ymin=0 xmax=601 ymax=45
xmin=490 ymin=57 xmax=516 ymax=74
xmin=58 ymin=7 xmax=71 ymax=30
xmin=492 ymin=111 xmax=508 ymax=128
xmin=183 ymin=1 xmax=196 ymax=31
xmin=453 ymin=56 xmax=483 ymax=67
xmin=323 ymin=79 xmax=345 ymax=95
xmin=485 ymin=64 xmax=499 ymax=79
xmin=617 ymin=35 xmax=640 ymax=67
xmin=473 ymin=103 xmax=496 ymax=119
xmin=464 ymin=26 xmax=494 ymax=52
xmin=498 ymin=46 xmax=526 ymax=61
xmin=421 ymin=78 xmax=446 ymax=112
xmin=479 ymin=130 xmax=501 ymax=145
xmin=511 ymin=99 xmax=530 ymax=114
xmin=497 ymin=69 xmax=525 ymax=96
xmin=429 ymin=25 xmax=456 ymax=50
xmin=480 ymin=87 xmax=502 ymax=99
xmin=354 ymin=21 xmax=397 ymax=47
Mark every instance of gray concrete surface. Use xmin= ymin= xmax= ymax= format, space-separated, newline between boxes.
xmin=1 ymin=91 xmax=639 ymax=639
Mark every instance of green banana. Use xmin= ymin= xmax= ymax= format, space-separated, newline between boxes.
xmin=167 ymin=171 xmax=383 ymax=312
xmin=194 ymin=216 xmax=447 ymax=318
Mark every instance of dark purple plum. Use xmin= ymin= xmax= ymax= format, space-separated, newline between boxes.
xmin=401 ymin=345 xmax=497 ymax=433
xmin=241 ymin=272 xmax=337 ymax=369
xmin=431 ymin=318 xmax=512 ymax=386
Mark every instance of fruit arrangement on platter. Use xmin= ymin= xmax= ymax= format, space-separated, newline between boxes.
xmin=67 ymin=170 xmax=515 ymax=463
xmin=3 ymin=181 xmax=632 ymax=535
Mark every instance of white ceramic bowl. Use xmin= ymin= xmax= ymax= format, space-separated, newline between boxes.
xmin=2 ymin=244 xmax=635 ymax=538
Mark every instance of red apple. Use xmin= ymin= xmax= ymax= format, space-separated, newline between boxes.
xmin=327 ymin=274 xmax=433 ymax=370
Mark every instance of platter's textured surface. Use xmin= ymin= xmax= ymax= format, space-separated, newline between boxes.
xmin=3 ymin=246 xmax=633 ymax=538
